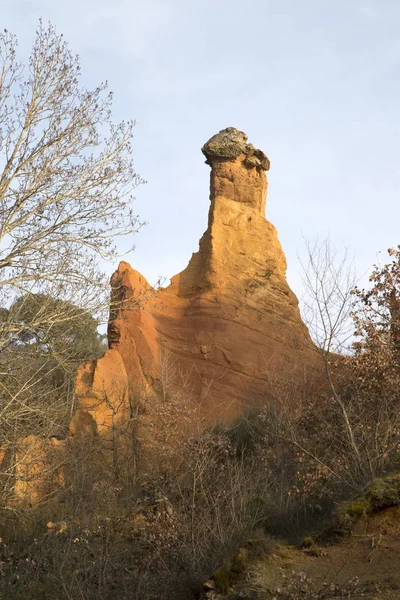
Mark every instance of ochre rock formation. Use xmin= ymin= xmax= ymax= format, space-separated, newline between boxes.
xmin=9 ymin=128 xmax=323 ymax=505
xmin=72 ymin=127 xmax=321 ymax=437
xmin=13 ymin=435 xmax=64 ymax=506
xmin=69 ymin=348 xmax=129 ymax=441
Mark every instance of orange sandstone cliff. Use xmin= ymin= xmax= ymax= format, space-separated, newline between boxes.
xmin=71 ymin=128 xmax=321 ymax=439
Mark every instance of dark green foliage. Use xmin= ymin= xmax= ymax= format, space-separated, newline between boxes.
xmin=364 ymin=474 xmax=400 ymax=510
xmin=334 ymin=473 xmax=400 ymax=534
xmin=212 ymin=536 xmax=274 ymax=594
xmin=5 ymin=293 xmax=105 ymax=361
xmin=0 ymin=293 xmax=106 ymax=441
xmin=217 ymin=409 xmax=265 ymax=454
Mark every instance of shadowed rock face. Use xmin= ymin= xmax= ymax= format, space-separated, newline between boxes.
xmin=73 ymin=128 xmax=321 ymax=436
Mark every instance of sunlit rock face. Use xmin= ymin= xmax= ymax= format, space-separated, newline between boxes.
xmin=72 ymin=126 xmax=321 ymax=434
xmin=13 ymin=129 xmax=324 ymax=505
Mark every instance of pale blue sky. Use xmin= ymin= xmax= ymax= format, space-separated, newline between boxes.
xmin=2 ymin=0 xmax=400 ymax=295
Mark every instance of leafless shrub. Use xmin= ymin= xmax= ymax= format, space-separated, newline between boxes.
xmin=298 ymin=237 xmax=400 ymax=489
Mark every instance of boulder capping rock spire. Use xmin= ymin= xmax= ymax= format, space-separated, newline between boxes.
xmin=202 ymin=127 xmax=270 ymax=171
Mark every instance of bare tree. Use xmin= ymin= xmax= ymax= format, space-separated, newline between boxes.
xmin=0 ymin=21 xmax=142 ymax=309
xmin=297 ymin=238 xmax=400 ymax=486
xmin=299 ymin=236 xmax=356 ymax=355
xmin=0 ymin=21 xmax=143 ymax=503
xmin=297 ymin=236 xmax=368 ymax=479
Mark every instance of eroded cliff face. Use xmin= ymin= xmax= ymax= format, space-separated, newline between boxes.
xmin=72 ymin=128 xmax=320 ymax=435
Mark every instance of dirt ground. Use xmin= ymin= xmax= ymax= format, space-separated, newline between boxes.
xmin=222 ymin=507 xmax=400 ymax=599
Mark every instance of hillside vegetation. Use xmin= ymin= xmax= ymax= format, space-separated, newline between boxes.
xmin=1 ymin=23 xmax=400 ymax=600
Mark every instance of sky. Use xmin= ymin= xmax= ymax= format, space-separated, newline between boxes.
xmin=2 ymin=0 xmax=400 ymax=298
